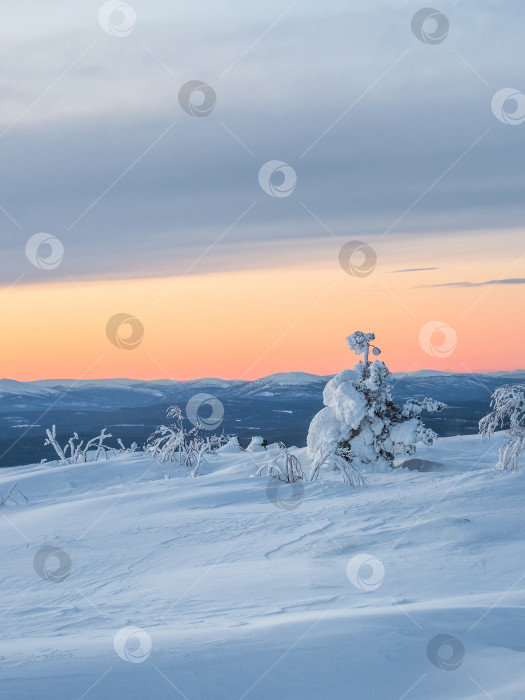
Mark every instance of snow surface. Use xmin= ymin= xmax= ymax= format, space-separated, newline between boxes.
xmin=1 ymin=434 xmax=524 ymax=699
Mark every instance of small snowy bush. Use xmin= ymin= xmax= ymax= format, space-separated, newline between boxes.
xmin=147 ymin=406 xmax=228 ymax=477
xmin=255 ymin=442 xmax=304 ymax=483
xmin=479 ymin=384 xmax=525 ymax=471
xmin=307 ymin=332 xmax=445 ymax=472
xmin=309 ymin=448 xmax=369 ymax=487
xmin=44 ymin=425 xmax=127 ymax=464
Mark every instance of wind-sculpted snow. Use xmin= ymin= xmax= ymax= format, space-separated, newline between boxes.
xmin=0 ymin=433 xmax=524 ymax=698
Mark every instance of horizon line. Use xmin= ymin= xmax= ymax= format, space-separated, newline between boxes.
xmin=2 ymin=368 xmax=524 ymax=384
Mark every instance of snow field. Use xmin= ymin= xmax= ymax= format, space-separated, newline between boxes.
xmin=0 ymin=433 xmax=524 ymax=699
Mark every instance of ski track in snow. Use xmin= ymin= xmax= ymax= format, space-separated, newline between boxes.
xmin=0 ymin=433 xmax=524 ymax=699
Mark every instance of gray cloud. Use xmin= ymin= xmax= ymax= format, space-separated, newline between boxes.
xmin=0 ymin=0 xmax=524 ymax=285
xmin=391 ymin=268 xmax=439 ymax=273
xmin=423 ymin=278 xmax=525 ymax=288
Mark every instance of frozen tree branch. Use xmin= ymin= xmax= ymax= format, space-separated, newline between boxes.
xmin=479 ymin=384 xmax=525 ymax=471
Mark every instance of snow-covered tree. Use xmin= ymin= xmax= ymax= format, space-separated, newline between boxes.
xmin=307 ymin=332 xmax=445 ymax=472
xmin=479 ymin=384 xmax=525 ymax=471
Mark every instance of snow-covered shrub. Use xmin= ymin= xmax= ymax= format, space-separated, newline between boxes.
xmin=44 ymin=425 xmax=115 ymax=464
xmin=147 ymin=405 xmax=228 ymax=476
xmin=307 ymin=332 xmax=445 ymax=472
xmin=479 ymin=384 xmax=525 ymax=471
xmin=117 ymin=439 xmax=138 ymax=454
xmin=255 ymin=442 xmax=304 ymax=483
xmin=309 ymin=448 xmax=369 ymax=487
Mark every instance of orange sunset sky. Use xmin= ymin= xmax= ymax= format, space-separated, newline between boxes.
xmin=3 ymin=227 xmax=523 ymax=381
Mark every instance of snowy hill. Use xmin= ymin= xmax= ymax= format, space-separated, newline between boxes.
xmin=1 ymin=433 xmax=524 ymax=699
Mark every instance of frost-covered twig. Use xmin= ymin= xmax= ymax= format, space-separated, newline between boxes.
xmin=190 ymin=438 xmax=212 ymax=478
xmin=309 ymin=448 xmax=368 ymax=487
xmin=81 ymin=429 xmax=113 ymax=462
xmin=0 ymin=483 xmax=29 ymax=505
xmin=117 ymin=439 xmax=138 ymax=453
xmin=44 ymin=426 xmax=118 ymax=464
xmin=0 ymin=483 xmax=17 ymax=505
xmin=44 ymin=425 xmax=66 ymax=463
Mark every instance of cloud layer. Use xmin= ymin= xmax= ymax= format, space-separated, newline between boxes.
xmin=0 ymin=0 xmax=524 ymax=285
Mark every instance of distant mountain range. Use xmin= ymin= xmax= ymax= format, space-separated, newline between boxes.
xmin=0 ymin=369 xmax=524 ymax=409
xmin=0 ymin=370 xmax=523 ymax=467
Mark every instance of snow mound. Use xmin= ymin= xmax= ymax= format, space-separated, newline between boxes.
xmin=246 ymin=436 xmax=267 ymax=452
xmin=217 ymin=436 xmax=243 ymax=453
